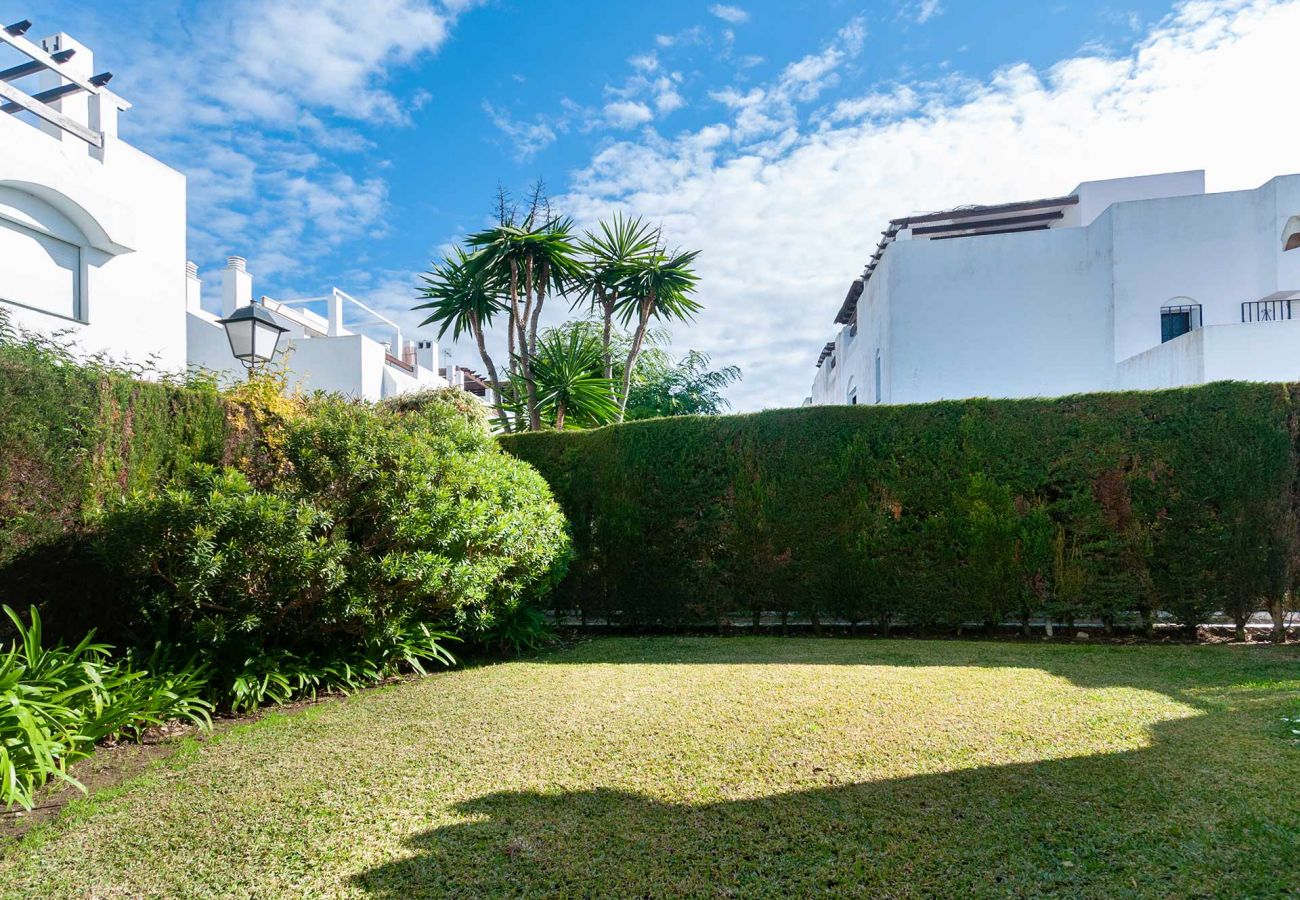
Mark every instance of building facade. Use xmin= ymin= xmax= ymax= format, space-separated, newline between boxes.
xmin=2 ymin=20 xmax=455 ymax=402
xmin=808 ymin=171 xmax=1300 ymax=407
xmin=186 ymin=257 xmax=448 ymax=401
xmin=0 ymin=27 xmax=187 ymax=370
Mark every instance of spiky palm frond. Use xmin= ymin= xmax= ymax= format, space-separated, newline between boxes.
xmin=414 ymin=247 xmax=507 ymax=339
xmin=522 ymin=328 xmax=621 ymax=430
xmin=575 ymin=214 xmax=660 ymax=306
xmin=465 ymin=217 xmax=586 ymax=299
xmin=614 ymin=248 xmax=703 ymax=325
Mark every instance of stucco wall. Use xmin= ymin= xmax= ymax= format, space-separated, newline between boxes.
xmin=886 ymin=224 xmax=1114 ymax=403
xmin=188 ymin=311 xmax=447 ymax=400
xmin=0 ymin=113 xmax=187 ymax=371
xmin=810 ymin=173 xmax=1300 ymax=406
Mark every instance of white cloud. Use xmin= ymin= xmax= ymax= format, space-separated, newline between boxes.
xmin=630 ymin=52 xmax=660 ymax=72
xmin=710 ymin=4 xmax=751 ymax=24
xmin=820 ymin=85 xmax=920 ymax=123
xmin=598 ymin=67 xmax=688 ymax=128
xmin=706 ymin=17 xmax=867 ymax=144
xmin=905 ymin=0 xmax=944 ymax=24
xmin=547 ymin=0 xmax=1300 ymax=412
xmin=217 ymin=0 xmax=455 ymax=124
xmin=604 ymin=100 xmax=655 ymax=128
xmin=483 ymin=102 xmax=562 ymax=158
xmin=48 ymin=0 xmax=476 ymax=304
xmin=655 ymin=26 xmax=707 ymax=48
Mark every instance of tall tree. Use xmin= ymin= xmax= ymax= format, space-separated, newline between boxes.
xmin=466 ymin=192 xmax=584 ymax=431
xmin=414 ymin=248 xmax=511 ymax=429
xmin=614 ymin=247 xmax=701 ymax=421
xmin=576 ymin=215 xmax=659 ymax=387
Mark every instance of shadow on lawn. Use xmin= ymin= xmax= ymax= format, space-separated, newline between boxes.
xmin=352 ymin=643 xmax=1300 ymax=898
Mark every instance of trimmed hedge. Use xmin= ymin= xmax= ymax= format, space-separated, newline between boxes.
xmin=502 ymin=383 xmax=1300 ymax=636
xmin=0 ymin=322 xmax=570 ymax=652
xmin=0 ymin=330 xmax=231 ymax=638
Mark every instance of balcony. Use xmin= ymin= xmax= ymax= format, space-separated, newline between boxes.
xmin=1118 ymin=313 xmax=1300 ymax=391
xmin=1242 ymin=294 xmax=1294 ymax=323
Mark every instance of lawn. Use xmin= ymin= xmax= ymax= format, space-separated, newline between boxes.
xmin=3 ymin=637 xmax=1299 ymax=898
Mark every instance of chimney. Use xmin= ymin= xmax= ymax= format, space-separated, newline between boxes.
xmin=36 ymin=34 xmax=93 ymax=142
xmin=416 ymin=339 xmax=437 ymax=374
xmin=185 ymin=261 xmax=202 ymax=312
xmin=221 ymin=257 xmax=252 ymax=317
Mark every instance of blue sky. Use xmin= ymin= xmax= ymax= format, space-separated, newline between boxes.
xmin=8 ymin=0 xmax=1300 ymax=408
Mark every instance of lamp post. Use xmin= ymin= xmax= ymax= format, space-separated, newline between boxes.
xmin=217 ymin=303 xmax=289 ymax=375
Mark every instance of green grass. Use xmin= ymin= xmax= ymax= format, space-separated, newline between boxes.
xmin=3 ymin=637 xmax=1300 ymax=898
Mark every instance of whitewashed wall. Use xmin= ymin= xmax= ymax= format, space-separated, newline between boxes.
xmin=810 ymin=173 xmax=1300 ymax=406
xmin=0 ymin=78 xmax=186 ymax=371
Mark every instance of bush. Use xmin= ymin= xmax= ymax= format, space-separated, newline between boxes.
xmin=0 ymin=606 xmax=211 ymax=810
xmin=279 ymin=395 xmax=571 ymax=643
xmin=0 ymin=321 xmax=571 ymax=726
xmin=0 ymin=313 xmax=231 ymax=640
xmin=95 ymin=392 xmax=570 ymax=702
xmin=502 ymin=384 xmax=1300 ymax=636
xmin=97 ymin=464 xmax=348 ymax=659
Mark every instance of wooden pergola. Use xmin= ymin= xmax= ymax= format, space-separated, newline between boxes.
xmin=0 ymin=19 xmax=113 ymax=146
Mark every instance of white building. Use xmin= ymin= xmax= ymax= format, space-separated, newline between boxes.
xmin=186 ymin=257 xmax=450 ymax=401
xmin=0 ymin=25 xmax=186 ymax=370
xmin=1 ymin=20 xmax=454 ymax=402
xmin=808 ymin=170 xmax=1300 ymax=407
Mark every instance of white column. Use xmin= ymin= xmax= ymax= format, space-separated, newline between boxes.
xmin=88 ymin=89 xmax=121 ymax=139
xmin=415 ymin=339 xmax=437 ymax=373
xmin=327 ymin=289 xmax=345 ymax=336
xmin=221 ymin=257 xmax=252 ymax=317
xmin=36 ymin=34 xmax=92 ymax=143
xmin=185 ymin=262 xmax=202 ymax=313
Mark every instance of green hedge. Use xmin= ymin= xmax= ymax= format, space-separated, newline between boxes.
xmin=0 ymin=324 xmax=570 ymax=652
xmin=0 ymin=331 xmax=231 ymax=637
xmin=502 ymin=384 xmax=1300 ymax=635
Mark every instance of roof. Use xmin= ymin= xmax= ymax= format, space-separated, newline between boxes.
xmin=831 ymin=192 xmax=1080 ymax=326
xmin=815 ymin=342 xmax=836 ymax=368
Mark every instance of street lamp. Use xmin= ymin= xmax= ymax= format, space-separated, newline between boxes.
xmin=217 ymin=303 xmax=289 ymax=373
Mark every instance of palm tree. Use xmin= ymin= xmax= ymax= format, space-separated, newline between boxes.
xmin=414 ymin=247 xmax=511 ymax=429
xmin=614 ymin=247 xmax=702 ymax=421
xmin=576 ymin=215 xmax=659 ymax=385
xmin=466 ymin=209 xmax=585 ymax=431
xmin=522 ymin=327 xmax=620 ymax=431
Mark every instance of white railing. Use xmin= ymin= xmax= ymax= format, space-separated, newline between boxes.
xmin=261 ymin=288 xmax=405 ymax=358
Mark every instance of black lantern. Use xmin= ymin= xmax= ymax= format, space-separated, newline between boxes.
xmin=217 ymin=304 xmax=289 ymax=370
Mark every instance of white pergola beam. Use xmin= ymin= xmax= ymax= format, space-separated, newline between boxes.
xmin=0 ymin=78 xmax=101 ymax=146
xmin=0 ymin=27 xmax=102 ymax=95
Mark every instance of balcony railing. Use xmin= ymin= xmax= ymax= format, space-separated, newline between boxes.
xmin=1242 ymin=298 xmax=1293 ymax=323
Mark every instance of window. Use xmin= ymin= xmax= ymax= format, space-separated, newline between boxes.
xmin=874 ymin=350 xmax=882 ymax=404
xmin=1160 ymin=302 xmax=1201 ymax=343
xmin=829 ymin=355 xmax=836 ymax=370
xmin=0 ymin=187 xmax=88 ymax=322
xmin=847 ymin=377 xmax=857 ymax=405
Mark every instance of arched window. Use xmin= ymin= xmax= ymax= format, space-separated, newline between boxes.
xmin=1283 ymin=215 xmax=1300 ymax=252
xmin=846 ymin=377 xmax=858 ymax=405
xmin=0 ymin=186 xmax=89 ymax=321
